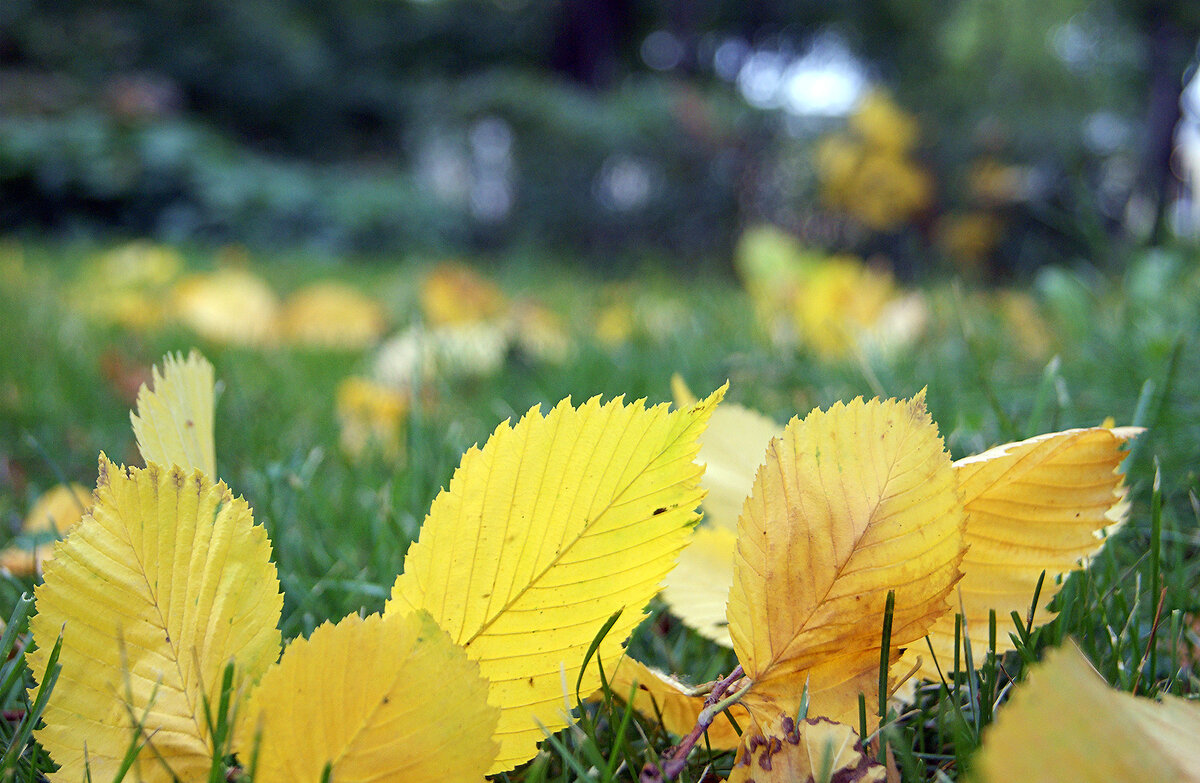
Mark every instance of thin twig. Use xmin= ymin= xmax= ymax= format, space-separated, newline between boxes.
xmin=640 ymin=665 xmax=748 ymax=782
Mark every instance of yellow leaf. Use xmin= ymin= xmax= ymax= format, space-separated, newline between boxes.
xmin=670 ymin=375 xmax=779 ymax=533
xmin=917 ymin=427 xmax=1139 ymax=680
xmin=0 ymin=483 xmax=93 ymax=577
xmin=278 ymin=281 xmax=387 ymax=350
xmin=604 ymin=657 xmax=747 ymax=750
xmin=171 ymin=268 xmax=280 ymax=346
xmin=660 ymin=525 xmax=736 ymax=647
xmin=420 ymin=262 xmax=507 ymax=326
xmin=335 ymin=376 xmax=409 ymax=461
xmin=728 ymin=716 xmax=885 ymax=783
xmin=248 ymin=611 xmax=498 ymax=783
xmin=973 ymin=642 xmax=1200 ymax=783
xmin=28 ymin=456 xmax=282 ymax=783
xmin=130 ymin=350 xmax=216 ymax=478
xmin=386 ymin=386 xmax=726 ymax=773
xmin=728 ymin=395 xmax=965 ymax=728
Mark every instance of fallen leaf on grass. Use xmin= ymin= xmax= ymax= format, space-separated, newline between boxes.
xmin=973 ymin=642 xmax=1200 ymax=783
xmin=386 ymin=386 xmax=725 ymax=773
xmin=917 ymin=426 xmax=1140 ymax=679
xmin=664 ymin=380 xmax=1137 ymax=682
xmin=728 ymin=395 xmax=965 ymax=730
xmin=248 ymin=610 xmax=498 ymax=783
xmin=130 ymin=350 xmax=216 ymax=477
xmin=29 ymin=456 xmax=282 ymax=783
xmin=278 ymin=281 xmax=387 ymax=349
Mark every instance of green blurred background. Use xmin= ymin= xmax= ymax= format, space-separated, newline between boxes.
xmin=4 ymin=0 xmax=1200 ymax=276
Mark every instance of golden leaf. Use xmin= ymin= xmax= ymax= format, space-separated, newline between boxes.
xmin=386 ymin=386 xmax=726 ymax=773
xmin=248 ymin=611 xmax=498 ymax=783
xmin=604 ymin=657 xmax=746 ymax=750
xmin=130 ymin=350 xmax=216 ymax=478
xmin=420 ymin=262 xmax=507 ymax=326
xmin=917 ymin=427 xmax=1139 ymax=680
xmin=973 ymin=642 xmax=1200 ymax=783
xmin=728 ymin=395 xmax=965 ymax=728
xmin=729 ymin=716 xmax=885 ymax=783
xmin=28 ymin=456 xmax=282 ymax=783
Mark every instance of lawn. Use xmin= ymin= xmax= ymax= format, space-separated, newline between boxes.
xmin=0 ymin=238 xmax=1197 ymax=781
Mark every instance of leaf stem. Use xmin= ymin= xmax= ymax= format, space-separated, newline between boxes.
xmin=640 ymin=664 xmax=748 ymax=782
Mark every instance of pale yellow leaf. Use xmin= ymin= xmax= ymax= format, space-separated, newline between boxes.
xmin=973 ymin=642 xmax=1200 ymax=783
xmin=248 ymin=610 xmax=498 ymax=783
xmin=603 ymin=657 xmax=747 ymax=750
xmin=386 ymin=386 xmax=725 ymax=773
xmin=728 ymin=715 xmax=886 ymax=783
xmin=130 ymin=350 xmax=216 ymax=478
xmin=171 ymin=267 xmax=280 ymax=346
xmin=660 ymin=525 xmax=736 ymax=647
xmin=728 ymin=394 xmax=965 ymax=728
xmin=917 ymin=427 xmax=1139 ymax=680
xmin=670 ymin=375 xmax=780 ymax=533
xmin=28 ymin=456 xmax=282 ymax=783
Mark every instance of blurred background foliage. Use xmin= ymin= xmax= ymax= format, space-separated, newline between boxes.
xmin=2 ymin=0 xmax=1200 ymax=275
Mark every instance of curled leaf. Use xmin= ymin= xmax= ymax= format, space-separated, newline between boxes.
xmin=603 ymin=657 xmax=746 ymax=750
xmin=918 ymin=427 xmax=1139 ymax=680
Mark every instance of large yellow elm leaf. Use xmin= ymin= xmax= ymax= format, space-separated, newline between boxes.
xmin=728 ymin=395 xmax=965 ymax=729
xmin=385 ymin=386 xmax=725 ymax=773
xmin=248 ymin=610 xmax=498 ymax=783
xmin=604 ymin=657 xmax=747 ymax=750
xmin=130 ymin=350 xmax=216 ymax=477
xmin=661 ymin=525 xmax=737 ymax=647
xmin=729 ymin=716 xmax=886 ymax=783
xmin=973 ymin=642 xmax=1200 ymax=783
xmin=28 ymin=456 xmax=282 ymax=783
xmin=917 ymin=427 xmax=1140 ymax=680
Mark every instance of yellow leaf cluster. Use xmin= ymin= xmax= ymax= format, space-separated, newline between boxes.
xmin=612 ymin=378 xmax=1138 ymax=772
xmin=30 ymin=350 xmax=725 ymax=780
xmin=815 ymin=90 xmax=932 ymax=231
xmin=733 ymin=226 xmax=925 ymax=359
